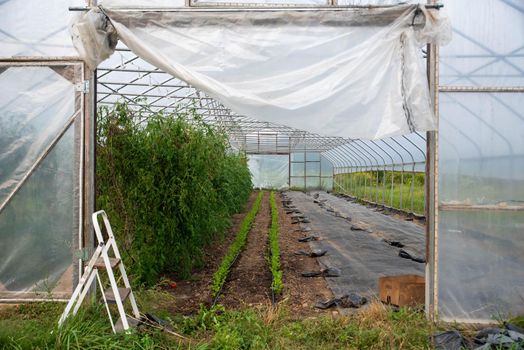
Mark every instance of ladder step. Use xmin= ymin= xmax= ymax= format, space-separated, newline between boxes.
xmin=104 ymin=287 xmax=131 ymax=304
xmin=94 ymin=257 xmax=121 ymax=269
xmin=114 ymin=316 xmax=140 ymax=333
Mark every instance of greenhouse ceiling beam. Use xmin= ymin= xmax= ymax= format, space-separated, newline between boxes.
xmin=98 ymin=69 xmax=176 ymax=103
xmin=439 ymin=86 xmax=524 ymax=92
xmin=98 ymin=56 xmax=140 ymax=79
xmin=98 ymin=81 xmax=198 ymax=89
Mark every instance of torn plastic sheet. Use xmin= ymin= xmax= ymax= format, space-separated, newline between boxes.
xmin=432 ymin=330 xmax=470 ymax=350
xmin=315 ymin=292 xmax=368 ymax=309
xmin=302 ymin=267 xmax=341 ymax=277
xmin=294 ymin=249 xmax=327 ymax=257
xmin=71 ymin=5 xmax=451 ymax=139
xmin=398 ymin=248 xmax=426 ymax=263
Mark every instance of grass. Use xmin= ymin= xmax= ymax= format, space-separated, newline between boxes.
xmin=0 ymin=293 xmax=437 ymax=350
xmin=268 ymin=191 xmax=283 ymax=295
xmin=3 ymin=288 xmax=523 ymax=349
xmin=0 ymin=302 xmax=179 ymax=349
xmin=211 ymin=191 xmax=264 ymax=298
xmin=334 ymin=171 xmax=425 ymax=215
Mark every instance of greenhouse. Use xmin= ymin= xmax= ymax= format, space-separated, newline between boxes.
xmin=0 ymin=0 xmax=523 ymax=348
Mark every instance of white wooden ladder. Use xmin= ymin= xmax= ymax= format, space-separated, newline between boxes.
xmin=58 ymin=210 xmax=140 ymax=333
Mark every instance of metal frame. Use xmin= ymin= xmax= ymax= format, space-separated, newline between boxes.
xmin=326 ymin=133 xmax=427 ymax=215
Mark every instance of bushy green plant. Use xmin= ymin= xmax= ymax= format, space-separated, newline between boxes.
xmin=96 ymin=103 xmax=252 ymax=285
xmin=269 ymin=191 xmax=283 ymax=295
xmin=211 ymin=191 xmax=264 ymax=298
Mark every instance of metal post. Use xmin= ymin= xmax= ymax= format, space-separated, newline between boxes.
xmin=425 ymin=11 xmax=439 ymax=320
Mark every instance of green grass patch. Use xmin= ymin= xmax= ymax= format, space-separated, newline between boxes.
xmin=211 ymin=191 xmax=264 ymax=298
xmin=334 ymin=171 xmax=425 ymax=215
xmin=0 ymin=302 xmax=180 ymax=349
xmin=268 ymin=191 xmax=283 ymax=295
xmin=96 ymin=103 xmax=252 ymax=285
xmin=0 ymin=298 xmax=437 ymax=349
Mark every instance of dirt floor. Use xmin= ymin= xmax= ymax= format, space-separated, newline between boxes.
xmin=276 ymin=192 xmax=334 ymax=316
xmin=219 ymin=192 xmax=273 ymax=308
xmin=165 ymin=191 xmax=334 ymax=316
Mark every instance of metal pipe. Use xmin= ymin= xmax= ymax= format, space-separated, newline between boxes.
xmin=69 ymin=4 xmax=444 ymax=12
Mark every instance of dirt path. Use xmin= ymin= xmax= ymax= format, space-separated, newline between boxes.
xmin=276 ymin=192 xmax=334 ymax=316
xmin=219 ymin=192 xmax=273 ymax=308
xmin=165 ymin=192 xmax=259 ymax=315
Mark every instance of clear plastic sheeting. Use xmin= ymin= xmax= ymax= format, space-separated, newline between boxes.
xmin=435 ymin=0 xmax=524 ymax=323
xmin=191 ymin=0 xmax=328 ymax=5
xmin=74 ymin=5 xmax=451 ymax=139
xmin=338 ymin=0 xmax=426 ymax=4
xmin=439 ymin=93 xmax=524 ymax=206
xmin=0 ymin=67 xmax=75 ymax=205
xmin=440 ymin=0 xmax=524 ymax=87
xmin=102 ymin=0 xmax=186 ymax=7
xmin=0 ymin=128 xmax=77 ymax=300
xmin=0 ymin=66 xmax=80 ymax=300
xmin=437 ymin=211 xmax=524 ymax=323
xmin=0 ymin=0 xmax=84 ymax=57
xmin=248 ymin=155 xmax=289 ymax=190
xmin=438 ymin=92 xmax=524 ymax=322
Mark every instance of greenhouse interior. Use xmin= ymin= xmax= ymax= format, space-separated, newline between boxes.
xmin=1 ymin=0 xmax=523 ymax=348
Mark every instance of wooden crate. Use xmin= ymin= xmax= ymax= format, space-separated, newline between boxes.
xmin=378 ymin=274 xmax=425 ymax=307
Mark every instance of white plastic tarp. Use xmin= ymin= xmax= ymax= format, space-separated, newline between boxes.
xmin=72 ymin=5 xmax=451 ymax=139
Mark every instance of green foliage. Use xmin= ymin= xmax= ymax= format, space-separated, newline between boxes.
xmin=96 ymin=103 xmax=252 ymax=285
xmin=334 ymin=171 xmax=425 ymax=214
xmin=508 ymin=315 xmax=524 ymax=329
xmin=268 ymin=191 xmax=283 ymax=295
xmin=211 ymin=192 xmax=264 ymax=298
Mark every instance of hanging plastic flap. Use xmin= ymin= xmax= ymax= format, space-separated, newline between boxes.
xmin=73 ymin=5 xmax=450 ymax=139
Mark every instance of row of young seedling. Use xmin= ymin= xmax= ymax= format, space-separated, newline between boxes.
xmin=210 ymin=191 xmax=284 ymax=302
xmin=268 ymin=191 xmax=283 ymax=296
xmin=211 ymin=191 xmax=264 ymax=299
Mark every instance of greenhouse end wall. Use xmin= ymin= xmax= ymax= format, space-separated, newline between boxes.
xmin=248 ymin=153 xmax=333 ymax=191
